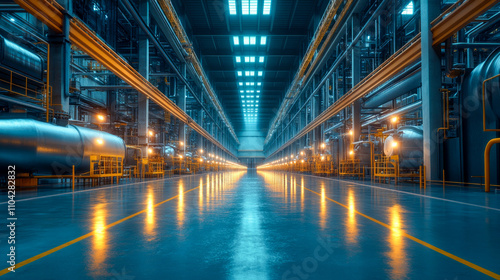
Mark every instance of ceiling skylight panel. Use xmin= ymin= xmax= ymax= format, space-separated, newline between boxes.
xmin=263 ymin=0 xmax=271 ymax=15
xmin=235 ymin=56 xmax=241 ymax=63
xmin=229 ymin=0 xmax=237 ymax=15
xmin=250 ymin=0 xmax=258 ymax=15
xmin=242 ymin=0 xmax=249 ymax=15
xmin=233 ymin=36 xmax=239 ymax=45
xmin=260 ymin=36 xmax=267 ymax=45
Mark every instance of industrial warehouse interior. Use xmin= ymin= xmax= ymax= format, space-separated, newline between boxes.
xmin=0 ymin=0 xmax=500 ymax=279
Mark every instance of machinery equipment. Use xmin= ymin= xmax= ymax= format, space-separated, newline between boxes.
xmin=0 ymin=119 xmax=125 ymax=186
xmin=375 ymin=126 xmax=423 ymax=183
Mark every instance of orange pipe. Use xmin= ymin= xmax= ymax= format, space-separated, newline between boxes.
xmin=485 ymin=138 xmax=500 ymax=192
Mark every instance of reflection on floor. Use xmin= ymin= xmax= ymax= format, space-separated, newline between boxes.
xmin=1 ymin=170 xmax=500 ymax=279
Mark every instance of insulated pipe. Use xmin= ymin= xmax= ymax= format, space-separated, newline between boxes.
xmin=362 ymin=101 xmax=422 ymax=126
xmin=0 ymin=119 xmax=125 ymax=175
xmin=324 ymin=100 xmax=422 ymax=134
xmin=363 ymin=71 xmax=422 ymax=108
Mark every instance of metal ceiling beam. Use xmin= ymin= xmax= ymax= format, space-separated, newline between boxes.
xmin=265 ymin=0 xmax=500 ymax=159
xmin=14 ymin=0 xmax=238 ymax=158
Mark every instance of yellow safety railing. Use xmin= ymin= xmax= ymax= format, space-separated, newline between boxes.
xmin=339 ymin=158 xmax=364 ymax=177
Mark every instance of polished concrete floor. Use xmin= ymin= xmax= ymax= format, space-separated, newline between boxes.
xmin=1 ymin=170 xmax=500 ymax=279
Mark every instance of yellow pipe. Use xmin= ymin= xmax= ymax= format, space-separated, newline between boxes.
xmin=482 ymin=73 xmax=500 ymax=132
xmin=484 ymin=138 xmax=500 ymax=192
xmin=437 ymin=89 xmax=450 ymax=138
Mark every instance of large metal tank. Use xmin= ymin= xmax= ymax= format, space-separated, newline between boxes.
xmin=463 ymin=47 xmax=500 ymax=119
xmin=0 ymin=36 xmax=44 ymax=81
xmin=353 ymin=140 xmax=381 ymax=166
xmin=0 ymin=119 xmax=125 ymax=175
xmin=384 ymin=126 xmax=423 ymax=169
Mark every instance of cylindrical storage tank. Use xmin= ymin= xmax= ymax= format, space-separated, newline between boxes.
xmin=0 ymin=119 xmax=125 ymax=175
xmin=384 ymin=126 xmax=423 ymax=169
xmin=463 ymin=47 xmax=500 ymax=119
xmin=353 ymin=141 xmax=381 ymax=166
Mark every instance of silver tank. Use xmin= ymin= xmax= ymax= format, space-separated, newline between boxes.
xmin=0 ymin=119 xmax=125 ymax=175
xmin=353 ymin=140 xmax=380 ymax=166
xmin=384 ymin=126 xmax=423 ymax=169
xmin=463 ymin=47 xmax=500 ymax=119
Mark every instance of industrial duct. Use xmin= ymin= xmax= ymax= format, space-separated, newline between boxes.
xmin=363 ymin=71 xmax=422 ymax=109
xmin=0 ymin=119 xmax=125 ymax=175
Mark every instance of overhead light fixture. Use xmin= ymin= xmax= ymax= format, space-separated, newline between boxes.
xmin=263 ymin=0 xmax=272 ymax=14
xmin=233 ymin=36 xmax=239 ymax=45
xmin=260 ymin=36 xmax=267 ymax=45
xmin=229 ymin=0 xmax=237 ymax=15
xmin=259 ymin=56 xmax=265 ymax=63
xmin=258 ymin=71 xmax=263 ymax=76
xmin=237 ymin=71 xmax=242 ymax=76
xmin=242 ymin=0 xmax=249 ymax=14
xmin=401 ymin=1 xmax=414 ymax=15
xmin=236 ymin=56 xmax=241 ymax=63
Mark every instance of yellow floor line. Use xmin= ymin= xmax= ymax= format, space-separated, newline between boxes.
xmin=0 ymin=185 xmax=200 ymax=276
xmin=302 ymin=186 xmax=500 ymax=279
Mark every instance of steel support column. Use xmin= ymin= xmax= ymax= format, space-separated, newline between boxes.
xmin=422 ymin=0 xmax=442 ymax=180
xmin=48 ymin=0 xmax=71 ymax=123
xmin=137 ymin=0 xmax=149 ymax=159
xmin=178 ymin=65 xmax=187 ymax=156
xmin=351 ymin=14 xmax=361 ymax=142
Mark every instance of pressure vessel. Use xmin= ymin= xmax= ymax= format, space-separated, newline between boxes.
xmin=384 ymin=126 xmax=423 ymax=169
xmin=0 ymin=119 xmax=125 ymax=175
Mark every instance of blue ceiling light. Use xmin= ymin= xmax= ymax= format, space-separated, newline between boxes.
xmin=237 ymin=71 xmax=242 ymax=76
xmin=263 ymin=0 xmax=272 ymax=15
xmin=229 ymin=0 xmax=237 ymax=15
xmin=242 ymin=0 xmax=249 ymax=15
xmin=401 ymin=1 xmax=413 ymax=15
xmin=260 ymin=36 xmax=267 ymax=45
xmin=233 ymin=36 xmax=240 ymax=45
xmin=250 ymin=0 xmax=258 ymax=15
xmin=235 ymin=56 xmax=241 ymax=63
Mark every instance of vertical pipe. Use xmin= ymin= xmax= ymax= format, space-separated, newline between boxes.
xmin=484 ymin=138 xmax=500 ymax=192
